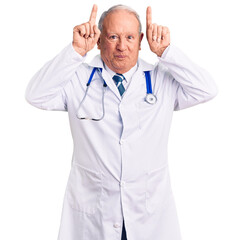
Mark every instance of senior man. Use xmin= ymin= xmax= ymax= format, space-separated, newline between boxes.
xmin=26 ymin=4 xmax=218 ymax=240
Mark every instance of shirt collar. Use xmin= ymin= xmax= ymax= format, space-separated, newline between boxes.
xmin=104 ymin=63 xmax=138 ymax=83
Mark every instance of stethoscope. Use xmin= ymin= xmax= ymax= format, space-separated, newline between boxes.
xmin=76 ymin=67 xmax=157 ymax=121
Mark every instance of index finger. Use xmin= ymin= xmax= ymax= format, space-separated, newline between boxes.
xmin=89 ymin=4 xmax=98 ymax=23
xmin=146 ymin=6 xmax=152 ymax=27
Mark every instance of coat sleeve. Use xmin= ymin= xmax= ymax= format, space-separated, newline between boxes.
xmin=158 ymin=45 xmax=218 ymax=111
xmin=25 ymin=43 xmax=85 ymax=111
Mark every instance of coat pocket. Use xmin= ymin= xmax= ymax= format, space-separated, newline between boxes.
xmin=66 ymin=163 xmax=102 ymax=215
xmin=136 ymin=100 xmax=161 ymax=129
xmin=145 ymin=165 xmax=172 ymax=214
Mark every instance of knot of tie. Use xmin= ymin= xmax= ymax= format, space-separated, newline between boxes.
xmin=113 ymin=74 xmax=125 ymax=96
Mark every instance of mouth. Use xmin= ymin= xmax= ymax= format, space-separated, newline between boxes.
xmin=114 ymin=55 xmax=127 ymax=59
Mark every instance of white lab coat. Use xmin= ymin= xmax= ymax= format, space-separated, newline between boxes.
xmin=25 ymin=43 xmax=218 ymax=240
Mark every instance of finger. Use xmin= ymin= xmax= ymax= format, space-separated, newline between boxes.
xmin=157 ymin=25 xmax=162 ymax=43
xmin=152 ymin=24 xmax=157 ymax=41
xmin=89 ymin=4 xmax=98 ymax=24
xmin=93 ymin=25 xmax=101 ymax=42
xmin=90 ymin=22 xmax=94 ymax=38
xmin=162 ymin=26 xmax=170 ymax=37
xmin=84 ymin=23 xmax=90 ymax=38
xmin=74 ymin=25 xmax=86 ymax=37
xmin=146 ymin=23 xmax=153 ymax=43
xmin=80 ymin=25 xmax=86 ymax=37
xmin=162 ymin=26 xmax=170 ymax=43
xmin=146 ymin=6 xmax=152 ymax=28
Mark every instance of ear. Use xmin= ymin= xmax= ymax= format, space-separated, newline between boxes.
xmin=97 ymin=37 xmax=101 ymax=50
xmin=139 ymin=33 xmax=144 ymax=50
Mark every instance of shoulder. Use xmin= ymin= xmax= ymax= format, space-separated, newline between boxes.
xmin=138 ymin=57 xmax=169 ymax=73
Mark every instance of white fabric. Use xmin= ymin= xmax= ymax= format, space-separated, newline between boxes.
xmin=25 ymin=43 xmax=218 ymax=240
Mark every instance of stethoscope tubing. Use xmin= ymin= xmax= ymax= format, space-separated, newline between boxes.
xmin=76 ymin=67 xmax=156 ymax=121
xmin=144 ymin=71 xmax=152 ymax=94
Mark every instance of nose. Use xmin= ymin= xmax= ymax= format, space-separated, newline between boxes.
xmin=116 ymin=37 xmax=127 ymax=51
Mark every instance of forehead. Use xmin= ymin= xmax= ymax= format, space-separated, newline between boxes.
xmin=103 ymin=10 xmax=140 ymax=33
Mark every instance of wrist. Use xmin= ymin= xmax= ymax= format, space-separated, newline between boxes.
xmin=156 ymin=45 xmax=169 ymax=57
xmin=72 ymin=42 xmax=87 ymax=56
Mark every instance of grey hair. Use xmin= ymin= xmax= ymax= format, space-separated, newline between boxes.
xmin=98 ymin=5 xmax=142 ymax=34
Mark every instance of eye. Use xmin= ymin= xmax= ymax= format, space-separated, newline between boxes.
xmin=109 ymin=35 xmax=118 ymax=40
xmin=127 ymin=35 xmax=134 ymax=40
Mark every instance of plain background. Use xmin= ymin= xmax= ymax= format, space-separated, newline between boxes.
xmin=0 ymin=0 xmax=243 ymax=239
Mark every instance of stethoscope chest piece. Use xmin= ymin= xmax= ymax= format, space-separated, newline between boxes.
xmin=145 ymin=93 xmax=157 ymax=104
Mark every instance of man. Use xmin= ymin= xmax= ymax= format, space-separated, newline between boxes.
xmin=25 ymin=4 xmax=218 ymax=240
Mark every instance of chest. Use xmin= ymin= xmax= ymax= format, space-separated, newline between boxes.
xmin=65 ymin=68 xmax=175 ymax=137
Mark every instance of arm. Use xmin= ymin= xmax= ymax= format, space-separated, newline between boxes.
xmin=25 ymin=4 xmax=100 ymax=110
xmin=159 ymin=45 xmax=218 ymax=110
xmin=25 ymin=44 xmax=85 ymax=110
xmin=146 ymin=6 xmax=218 ymax=110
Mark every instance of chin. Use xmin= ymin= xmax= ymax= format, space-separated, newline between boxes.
xmin=112 ymin=62 xmax=128 ymax=71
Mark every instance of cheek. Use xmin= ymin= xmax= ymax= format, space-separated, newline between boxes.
xmin=130 ymin=43 xmax=140 ymax=56
xmin=102 ymin=43 xmax=115 ymax=57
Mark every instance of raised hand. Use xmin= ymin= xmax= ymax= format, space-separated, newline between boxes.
xmin=146 ymin=6 xmax=170 ymax=57
xmin=72 ymin=4 xmax=101 ymax=56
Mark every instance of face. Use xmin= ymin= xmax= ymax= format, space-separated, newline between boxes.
xmin=98 ymin=10 xmax=144 ymax=74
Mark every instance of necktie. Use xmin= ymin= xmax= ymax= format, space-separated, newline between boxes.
xmin=113 ymin=73 xmax=125 ymax=96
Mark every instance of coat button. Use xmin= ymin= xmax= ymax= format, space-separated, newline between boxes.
xmin=120 ymin=181 xmax=125 ymax=187
xmin=113 ymin=223 xmax=121 ymax=228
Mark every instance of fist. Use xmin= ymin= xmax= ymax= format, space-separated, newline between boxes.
xmin=72 ymin=4 xmax=101 ymax=56
xmin=146 ymin=6 xmax=170 ymax=57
